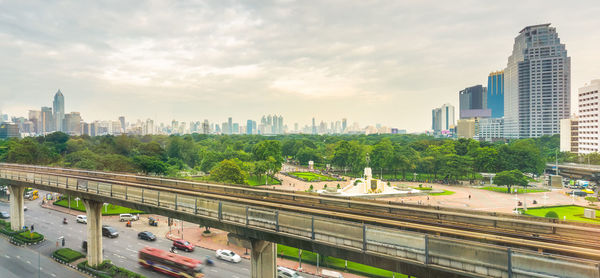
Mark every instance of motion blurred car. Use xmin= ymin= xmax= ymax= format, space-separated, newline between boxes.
xmin=172 ymin=240 xmax=194 ymax=252
xmin=137 ymin=231 xmax=156 ymax=241
xmin=0 ymin=211 xmax=9 ymax=219
xmin=102 ymin=225 xmax=119 ymax=238
xmin=277 ymin=266 xmax=303 ymax=278
xmin=76 ymin=215 xmax=87 ymax=224
xmin=216 ymin=249 xmax=241 ymax=263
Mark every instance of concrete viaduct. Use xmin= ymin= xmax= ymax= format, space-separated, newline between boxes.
xmin=1 ymin=163 xmax=600 ymax=278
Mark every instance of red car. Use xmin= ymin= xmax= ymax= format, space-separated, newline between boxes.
xmin=172 ymin=240 xmax=194 ymax=252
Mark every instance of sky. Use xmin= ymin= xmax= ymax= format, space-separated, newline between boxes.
xmin=1 ymin=0 xmax=599 ymax=132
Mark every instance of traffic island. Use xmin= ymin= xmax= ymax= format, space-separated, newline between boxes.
xmin=0 ymin=219 xmax=45 ymax=246
xmin=77 ymin=259 xmax=146 ymax=278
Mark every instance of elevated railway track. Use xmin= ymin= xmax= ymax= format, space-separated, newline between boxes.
xmin=2 ymin=163 xmax=600 ymax=261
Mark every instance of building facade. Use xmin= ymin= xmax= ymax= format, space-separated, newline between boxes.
xmin=477 ymin=118 xmax=505 ymax=142
xmin=53 ymin=90 xmax=65 ymax=132
xmin=459 ymin=85 xmax=491 ymax=119
xmin=487 ymin=71 xmax=504 ymax=118
xmin=577 ymin=80 xmax=600 ymax=154
xmin=504 ymin=24 xmax=570 ymax=139
xmin=432 ymin=103 xmax=455 ymax=133
xmin=560 ymin=117 xmax=579 ymax=153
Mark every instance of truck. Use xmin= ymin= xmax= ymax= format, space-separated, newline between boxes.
xmin=576 ymin=180 xmax=589 ymax=188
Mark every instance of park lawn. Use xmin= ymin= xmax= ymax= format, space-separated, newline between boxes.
xmin=54 ymin=198 xmax=143 ymax=215
xmin=480 ymin=186 xmax=548 ymax=194
xmin=289 ymin=172 xmax=337 ymax=182
xmin=429 ymin=190 xmax=455 ymax=196
xmin=277 ymin=245 xmax=407 ymax=278
xmin=520 ymin=206 xmax=600 ymax=224
xmin=246 ymin=175 xmax=281 ymax=186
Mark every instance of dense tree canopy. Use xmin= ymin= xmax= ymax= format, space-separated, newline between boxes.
xmin=0 ymin=132 xmax=570 ymax=185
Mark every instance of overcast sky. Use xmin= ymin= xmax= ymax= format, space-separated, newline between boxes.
xmin=1 ymin=0 xmax=599 ymax=132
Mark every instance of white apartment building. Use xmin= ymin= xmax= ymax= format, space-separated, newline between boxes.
xmin=577 ymin=80 xmax=600 ymax=154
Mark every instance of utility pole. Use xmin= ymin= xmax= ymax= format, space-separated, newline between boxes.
xmin=555 ymin=149 xmax=559 ymax=176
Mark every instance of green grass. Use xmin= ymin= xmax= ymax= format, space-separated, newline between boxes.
xmin=14 ymin=231 xmax=44 ymax=244
xmin=429 ymin=190 xmax=455 ymax=196
xmin=480 ymin=186 xmax=548 ymax=194
xmin=53 ymin=248 xmax=85 ymax=263
xmin=246 ymin=175 xmax=281 ymax=186
xmin=277 ymin=245 xmax=407 ymax=278
xmin=54 ymin=198 xmax=143 ymax=215
xmin=520 ymin=205 xmax=600 ymax=224
xmin=289 ymin=172 xmax=337 ymax=182
xmin=410 ymin=186 xmax=432 ymax=190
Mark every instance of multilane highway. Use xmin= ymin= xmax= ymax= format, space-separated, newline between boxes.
xmin=0 ymin=196 xmax=319 ymax=278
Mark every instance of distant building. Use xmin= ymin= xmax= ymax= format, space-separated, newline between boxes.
xmin=227 ymin=117 xmax=233 ymax=135
xmin=202 ymin=120 xmax=210 ymax=134
xmin=487 ymin=71 xmax=504 ymax=118
xmin=0 ymin=122 xmax=19 ymax=139
xmin=41 ymin=107 xmax=53 ymax=134
xmin=64 ymin=112 xmax=83 ymax=135
xmin=118 ymin=116 xmax=126 ymax=133
xmin=432 ymin=103 xmax=455 ymax=133
xmin=577 ymin=79 xmax=600 ymax=154
xmin=457 ymin=118 xmax=477 ymax=138
xmin=28 ymin=110 xmax=41 ymax=134
xmin=504 ymin=24 xmax=570 ymax=138
xmin=478 ymin=118 xmax=505 ymax=142
xmin=459 ymin=85 xmax=491 ymax=119
xmin=53 ymin=90 xmax=65 ymax=132
xmin=560 ymin=117 xmax=578 ymax=153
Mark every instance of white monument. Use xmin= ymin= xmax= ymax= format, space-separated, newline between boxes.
xmin=308 ymin=161 xmax=314 ymax=170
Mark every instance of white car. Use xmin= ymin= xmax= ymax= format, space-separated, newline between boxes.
xmin=76 ymin=215 xmax=87 ymax=224
xmin=119 ymin=213 xmax=139 ymax=222
xmin=277 ymin=266 xmax=303 ymax=278
xmin=216 ymin=249 xmax=241 ymax=263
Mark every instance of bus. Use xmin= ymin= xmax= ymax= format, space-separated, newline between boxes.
xmin=139 ymin=247 xmax=204 ymax=278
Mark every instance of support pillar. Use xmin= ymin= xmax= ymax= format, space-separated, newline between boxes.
xmin=251 ymin=240 xmax=276 ymax=278
xmin=83 ymin=199 xmax=103 ymax=267
xmin=7 ymin=185 xmax=25 ymax=231
xmin=227 ymin=233 xmax=276 ymax=278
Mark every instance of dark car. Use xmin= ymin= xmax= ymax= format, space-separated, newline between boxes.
xmin=102 ymin=225 xmax=119 ymax=238
xmin=137 ymin=231 xmax=156 ymax=241
xmin=0 ymin=212 xmax=9 ymax=219
xmin=172 ymin=240 xmax=194 ymax=252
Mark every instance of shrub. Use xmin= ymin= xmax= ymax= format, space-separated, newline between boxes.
xmin=53 ymin=248 xmax=85 ymax=263
xmin=337 ymin=184 xmax=341 ymax=189
xmin=545 ymin=211 xmax=559 ymax=219
xmin=14 ymin=231 xmax=44 ymax=244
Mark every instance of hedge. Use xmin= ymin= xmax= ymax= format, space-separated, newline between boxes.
xmin=78 ymin=260 xmax=145 ymax=278
xmin=54 ymin=248 xmax=85 ymax=263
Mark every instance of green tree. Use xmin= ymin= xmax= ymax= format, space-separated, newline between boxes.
xmin=493 ymin=169 xmax=528 ymax=193
xmin=371 ymin=139 xmax=394 ymax=178
xmin=134 ymin=155 xmax=168 ymax=175
xmin=210 ymin=159 xmax=246 ymax=184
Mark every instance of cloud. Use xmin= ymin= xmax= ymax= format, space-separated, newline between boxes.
xmin=1 ymin=0 xmax=599 ymax=131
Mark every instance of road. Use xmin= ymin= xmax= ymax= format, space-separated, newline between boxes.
xmin=0 ymin=194 xmax=317 ymax=278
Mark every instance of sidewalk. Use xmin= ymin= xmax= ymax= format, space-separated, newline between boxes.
xmin=166 ymin=227 xmax=365 ymax=278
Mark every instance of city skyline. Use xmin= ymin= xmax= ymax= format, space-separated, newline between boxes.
xmin=1 ymin=1 xmax=600 ymax=132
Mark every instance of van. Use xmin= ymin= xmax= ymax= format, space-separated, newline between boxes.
xmin=277 ymin=266 xmax=303 ymax=278
xmin=102 ymin=225 xmax=119 ymax=238
xmin=119 ymin=213 xmax=139 ymax=222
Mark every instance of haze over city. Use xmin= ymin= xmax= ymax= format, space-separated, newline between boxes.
xmin=2 ymin=0 xmax=600 ymax=132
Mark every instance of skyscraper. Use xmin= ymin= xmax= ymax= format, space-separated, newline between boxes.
xmin=119 ymin=116 xmax=126 ymax=133
xmin=504 ymin=24 xmax=570 ymax=138
xmin=459 ymin=85 xmax=490 ymax=119
xmin=53 ymin=90 xmax=65 ymax=132
xmin=228 ymin=117 xmax=233 ymax=135
xmin=28 ymin=110 xmax=41 ymax=134
xmin=432 ymin=103 xmax=455 ymax=133
xmin=487 ymin=71 xmax=504 ymax=118
xmin=577 ymin=79 xmax=600 ymax=154
xmin=312 ymin=118 xmax=317 ymax=135
xmin=342 ymin=118 xmax=347 ymax=133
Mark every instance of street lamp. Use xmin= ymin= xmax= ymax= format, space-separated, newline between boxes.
xmin=75 ymin=197 xmax=80 ymax=208
xmin=103 ymin=203 xmax=108 ymax=213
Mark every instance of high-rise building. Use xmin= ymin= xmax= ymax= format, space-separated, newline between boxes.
xmin=432 ymin=103 xmax=455 ymax=133
xmin=228 ymin=117 xmax=233 ymax=135
xmin=53 ymin=90 xmax=65 ymax=132
xmin=118 ymin=116 xmax=126 ymax=133
xmin=576 ymin=80 xmax=600 ymax=154
xmin=504 ymin=24 xmax=570 ymax=139
xmin=0 ymin=122 xmax=19 ymax=139
xmin=202 ymin=120 xmax=210 ymax=134
xmin=246 ymin=120 xmax=257 ymax=135
xmin=312 ymin=118 xmax=317 ymax=135
xmin=487 ymin=71 xmax=504 ymax=118
xmin=64 ymin=112 xmax=83 ymax=135
xmin=28 ymin=110 xmax=41 ymax=134
xmin=342 ymin=118 xmax=347 ymax=133
xmin=478 ymin=118 xmax=505 ymax=142
xmin=41 ymin=107 xmax=53 ymax=134
xmin=459 ymin=85 xmax=490 ymax=119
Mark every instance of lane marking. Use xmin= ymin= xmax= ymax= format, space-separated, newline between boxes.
xmin=210 ymin=269 xmax=218 ymax=273
xmin=126 ymin=248 xmax=137 ymax=253
xmin=27 ymin=260 xmax=31 ymax=264
xmin=4 ymin=255 xmax=9 ymax=259
xmin=51 ymin=274 xmax=56 ymax=277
